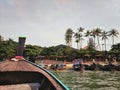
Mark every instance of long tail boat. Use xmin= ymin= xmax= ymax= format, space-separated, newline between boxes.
xmin=0 ymin=37 xmax=69 ymax=90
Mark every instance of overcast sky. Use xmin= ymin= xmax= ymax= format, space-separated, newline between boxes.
xmin=0 ymin=0 xmax=120 ymax=50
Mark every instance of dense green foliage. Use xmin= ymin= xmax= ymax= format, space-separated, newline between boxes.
xmin=24 ymin=44 xmax=43 ymax=57
xmin=111 ymin=43 xmax=120 ymax=51
xmin=0 ymin=38 xmax=17 ymax=60
xmin=0 ymin=35 xmax=119 ymax=62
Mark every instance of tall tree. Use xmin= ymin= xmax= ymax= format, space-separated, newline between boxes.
xmin=84 ymin=30 xmax=91 ymax=38
xmin=101 ymin=31 xmax=108 ymax=51
xmin=74 ymin=32 xmax=79 ymax=49
xmin=109 ymin=29 xmax=119 ymax=45
xmin=84 ymin=30 xmax=91 ymax=45
xmin=65 ymin=28 xmax=73 ymax=47
xmin=93 ymin=27 xmax=102 ymax=51
xmin=91 ymin=29 xmax=96 ymax=50
xmin=77 ymin=27 xmax=84 ymax=50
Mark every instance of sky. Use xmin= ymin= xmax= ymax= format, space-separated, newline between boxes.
xmin=0 ymin=0 xmax=120 ymax=50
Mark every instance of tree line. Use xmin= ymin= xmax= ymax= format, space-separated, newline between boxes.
xmin=0 ymin=30 xmax=120 ymax=62
xmin=65 ymin=27 xmax=119 ymax=51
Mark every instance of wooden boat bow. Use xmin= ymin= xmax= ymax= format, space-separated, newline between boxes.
xmin=0 ymin=59 xmax=69 ymax=90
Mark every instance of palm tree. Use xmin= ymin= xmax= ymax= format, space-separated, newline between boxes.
xmin=101 ymin=31 xmax=108 ymax=51
xmin=109 ymin=29 xmax=119 ymax=45
xmin=74 ymin=32 xmax=79 ymax=49
xmin=78 ymin=27 xmax=84 ymax=32
xmin=92 ymin=27 xmax=102 ymax=51
xmin=84 ymin=30 xmax=91 ymax=45
xmin=91 ymin=28 xmax=102 ymax=50
xmin=74 ymin=32 xmax=83 ymax=49
xmin=77 ymin=27 xmax=84 ymax=50
xmin=91 ymin=29 xmax=96 ymax=50
xmin=65 ymin=28 xmax=73 ymax=47
xmin=85 ymin=30 xmax=91 ymax=38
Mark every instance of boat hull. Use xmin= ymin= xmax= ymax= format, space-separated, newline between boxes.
xmin=0 ymin=60 xmax=69 ymax=90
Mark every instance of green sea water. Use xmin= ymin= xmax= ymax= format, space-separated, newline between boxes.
xmin=50 ymin=70 xmax=120 ymax=90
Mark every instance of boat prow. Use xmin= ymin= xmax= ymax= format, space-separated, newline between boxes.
xmin=0 ymin=59 xmax=69 ymax=90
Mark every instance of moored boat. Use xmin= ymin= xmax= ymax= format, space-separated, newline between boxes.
xmin=50 ymin=63 xmax=66 ymax=70
xmin=56 ymin=63 xmax=66 ymax=70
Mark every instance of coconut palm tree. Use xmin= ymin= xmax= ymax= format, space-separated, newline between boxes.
xmin=75 ymin=40 xmax=79 ymax=49
xmin=91 ymin=29 xmax=96 ymax=50
xmin=84 ymin=30 xmax=91 ymax=44
xmin=65 ymin=28 xmax=73 ymax=47
xmin=74 ymin=32 xmax=83 ymax=49
xmin=95 ymin=27 xmax=102 ymax=51
xmin=101 ymin=31 xmax=108 ymax=51
xmin=109 ymin=29 xmax=119 ymax=45
xmin=78 ymin=27 xmax=84 ymax=32
xmin=85 ymin=30 xmax=91 ymax=38
xmin=74 ymin=32 xmax=79 ymax=49
xmin=77 ymin=27 xmax=84 ymax=50
xmin=92 ymin=27 xmax=102 ymax=51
